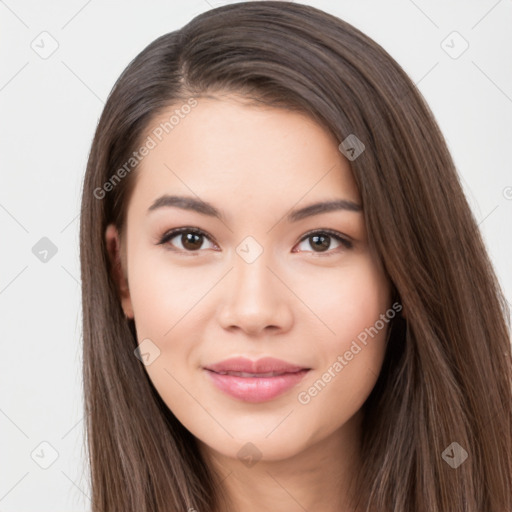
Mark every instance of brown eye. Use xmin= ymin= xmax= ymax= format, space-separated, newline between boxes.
xmin=158 ymin=228 xmax=216 ymax=253
xmin=181 ymin=232 xmax=204 ymax=251
xmin=295 ymin=230 xmax=353 ymax=254
xmin=308 ymin=234 xmax=331 ymax=252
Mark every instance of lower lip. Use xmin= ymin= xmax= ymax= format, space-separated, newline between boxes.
xmin=204 ymin=369 xmax=310 ymax=403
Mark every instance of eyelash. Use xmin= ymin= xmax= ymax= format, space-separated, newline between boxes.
xmin=156 ymin=227 xmax=353 ymax=256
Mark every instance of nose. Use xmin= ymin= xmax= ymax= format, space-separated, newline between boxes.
xmin=216 ymin=251 xmax=294 ymax=336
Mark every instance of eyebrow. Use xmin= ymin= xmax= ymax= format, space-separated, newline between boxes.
xmin=147 ymin=194 xmax=362 ymax=222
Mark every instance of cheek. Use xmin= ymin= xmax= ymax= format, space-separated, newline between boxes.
xmin=127 ymin=248 xmax=211 ymax=336
xmin=126 ymin=248 xmax=213 ymax=398
xmin=126 ymin=250 xmax=199 ymax=412
xmin=290 ymin=253 xmax=390 ymax=346
xmin=293 ymin=255 xmax=390 ymax=408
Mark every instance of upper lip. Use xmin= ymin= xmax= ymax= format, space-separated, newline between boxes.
xmin=204 ymin=357 xmax=310 ymax=374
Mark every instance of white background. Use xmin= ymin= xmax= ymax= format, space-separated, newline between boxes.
xmin=1 ymin=0 xmax=511 ymax=510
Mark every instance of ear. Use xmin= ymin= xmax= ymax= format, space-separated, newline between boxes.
xmin=105 ymin=224 xmax=134 ymax=319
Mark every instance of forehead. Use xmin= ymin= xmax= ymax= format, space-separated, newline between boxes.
xmin=128 ymin=95 xmax=361 ymax=213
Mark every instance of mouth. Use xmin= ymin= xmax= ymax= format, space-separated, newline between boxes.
xmin=203 ymin=367 xmax=311 ymax=403
xmin=204 ymin=356 xmax=310 ymax=375
xmin=206 ymin=369 xmax=307 ymax=377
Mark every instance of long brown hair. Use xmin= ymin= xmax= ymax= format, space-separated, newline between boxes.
xmin=79 ymin=2 xmax=512 ymax=510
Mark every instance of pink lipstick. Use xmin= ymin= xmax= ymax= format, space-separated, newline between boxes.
xmin=203 ymin=357 xmax=310 ymax=403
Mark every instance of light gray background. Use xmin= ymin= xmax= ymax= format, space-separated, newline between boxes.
xmin=1 ymin=0 xmax=511 ymax=510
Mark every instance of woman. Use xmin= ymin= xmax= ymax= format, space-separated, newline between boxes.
xmin=79 ymin=2 xmax=512 ymax=511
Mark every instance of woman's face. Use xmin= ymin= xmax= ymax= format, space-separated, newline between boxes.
xmin=106 ymin=94 xmax=392 ymax=463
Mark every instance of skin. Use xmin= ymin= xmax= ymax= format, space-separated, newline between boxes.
xmin=106 ymin=94 xmax=392 ymax=512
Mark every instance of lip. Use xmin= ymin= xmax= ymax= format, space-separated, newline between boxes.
xmin=203 ymin=357 xmax=311 ymax=403
xmin=204 ymin=356 xmax=309 ymax=374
